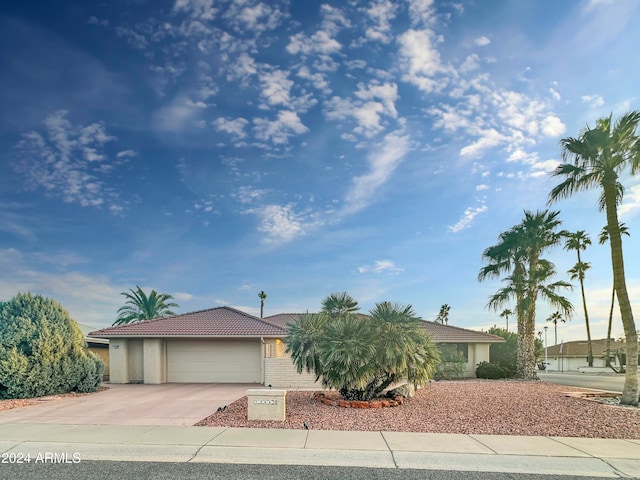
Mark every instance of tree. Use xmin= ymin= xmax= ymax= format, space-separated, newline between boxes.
xmin=113 ymin=286 xmax=179 ymax=326
xmin=563 ymin=230 xmax=594 ymax=366
xmin=258 ymin=291 xmax=267 ymax=318
xmin=499 ymin=308 xmax=513 ymax=331
xmin=320 ymin=291 xmax=360 ymax=318
xmin=479 ymin=210 xmax=573 ymax=380
xmin=549 ymin=111 xmax=640 ymax=406
xmin=0 ymin=293 xmax=103 ymax=399
xmin=599 ymin=223 xmax=630 ymax=368
xmin=546 ymin=311 xmax=566 ymax=346
xmin=436 ymin=304 xmax=450 ymax=325
xmin=285 ymin=294 xmax=440 ymax=401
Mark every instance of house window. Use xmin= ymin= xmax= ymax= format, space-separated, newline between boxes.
xmin=439 ymin=343 xmax=469 ymax=362
xmin=265 ymin=339 xmax=285 ymax=358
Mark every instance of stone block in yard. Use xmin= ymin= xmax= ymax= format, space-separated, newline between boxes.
xmin=247 ymin=389 xmax=286 ymax=421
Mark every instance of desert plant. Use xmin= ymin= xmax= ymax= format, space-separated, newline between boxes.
xmin=0 ymin=293 xmax=104 ymax=399
xmin=475 ymin=361 xmax=509 ymax=379
xmin=285 ymin=295 xmax=440 ymax=401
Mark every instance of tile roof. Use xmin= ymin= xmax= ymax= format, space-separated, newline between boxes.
xmin=89 ymin=306 xmax=285 ymax=338
xmin=420 ymin=320 xmax=504 ymax=344
xmin=263 ymin=313 xmax=504 ymax=344
xmin=89 ymin=307 xmax=504 ymax=344
xmin=546 ymin=338 xmax=627 ymax=357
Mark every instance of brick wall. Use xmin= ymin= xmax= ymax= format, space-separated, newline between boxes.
xmin=264 ymin=357 xmax=320 ymax=389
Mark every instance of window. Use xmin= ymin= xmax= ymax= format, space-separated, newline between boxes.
xmin=439 ymin=343 xmax=469 ymax=362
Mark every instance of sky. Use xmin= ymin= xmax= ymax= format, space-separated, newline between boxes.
xmin=2 ymin=0 xmax=640 ymax=347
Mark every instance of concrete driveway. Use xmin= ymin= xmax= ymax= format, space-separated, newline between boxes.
xmin=0 ymin=383 xmax=254 ymax=426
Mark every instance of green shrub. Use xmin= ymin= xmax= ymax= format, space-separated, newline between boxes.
xmin=475 ymin=361 xmax=509 ymax=379
xmin=0 ymin=293 xmax=104 ymax=399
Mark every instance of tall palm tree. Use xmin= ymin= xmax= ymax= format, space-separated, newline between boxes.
xmin=479 ymin=210 xmax=573 ymax=380
xmin=258 ymin=290 xmax=267 ymax=318
xmin=563 ymin=231 xmax=593 ymax=365
xmin=546 ymin=311 xmax=566 ymax=346
xmin=599 ymin=223 xmax=630 ymax=367
xmin=549 ymin=111 xmax=640 ymax=406
xmin=500 ymin=308 xmax=513 ymax=331
xmin=113 ymin=286 xmax=179 ymax=326
xmin=436 ymin=304 xmax=451 ymax=324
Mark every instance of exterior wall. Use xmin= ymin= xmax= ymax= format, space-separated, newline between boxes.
xmin=264 ymin=357 xmax=320 ymax=389
xmin=467 ymin=343 xmax=490 ymax=377
xmin=143 ymin=338 xmax=166 ymax=384
xmin=128 ymin=339 xmax=144 ymax=383
xmin=546 ymin=355 xmax=611 ymax=372
xmin=88 ymin=344 xmax=110 ymax=380
xmin=109 ymin=339 xmax=129 ymax=384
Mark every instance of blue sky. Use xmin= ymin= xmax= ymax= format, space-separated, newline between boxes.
xmin=2 ymin=0 xmax=640 ymax=345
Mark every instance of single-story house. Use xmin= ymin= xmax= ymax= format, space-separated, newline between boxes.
xmin=89 ymin=307 xmax=504 ymax=387
xmin=544 ymin=338 xmax=628 ymax=372
xmin=77 ymin=322 xmax=110 ymax=380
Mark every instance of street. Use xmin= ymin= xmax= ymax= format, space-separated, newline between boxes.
xmin=0 ymin=461 xmax=622 ymax=480
xmin=540 ymin=372 xmax=625 ymax=393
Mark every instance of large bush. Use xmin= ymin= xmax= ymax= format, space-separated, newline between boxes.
xmin=0 ymin=293 xmax=104 ymax=399
xmin=285 ymin=296 xmax=440 ymax=401
xmin=475 ymin=361 xmax=509 ymax=379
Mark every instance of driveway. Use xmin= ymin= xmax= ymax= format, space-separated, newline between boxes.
xmin=0 ymin=383 xmax=255 ymax=426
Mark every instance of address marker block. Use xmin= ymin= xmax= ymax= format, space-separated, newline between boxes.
xmin=247 ymin=389 xmax=287 ymax=421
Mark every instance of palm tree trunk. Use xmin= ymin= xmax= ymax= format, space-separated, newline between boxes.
xmin=604 ymin=185 xmax=638 ymax=406
xmin=605 ymin=285 xmax=615 ymax=368
xmin=576 ymin=249 xmax=594 ymax=367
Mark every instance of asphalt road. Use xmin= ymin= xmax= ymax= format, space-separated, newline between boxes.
xmin=540 ymin=372 xmax=625 ymax=393
xmin=0 ymin=462 xmax=621 ymax=480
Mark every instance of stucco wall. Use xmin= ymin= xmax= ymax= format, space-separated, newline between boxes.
xmin=128 ymin=339 xmax=144 ymax=383
xmin=109 ymin=339 xmax=129 ymax=384
xmin=143 ymin=338 xmax=166 ymax=384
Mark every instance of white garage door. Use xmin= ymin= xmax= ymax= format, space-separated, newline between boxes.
xmin=167 ymin=339 xmax=261 ymax=383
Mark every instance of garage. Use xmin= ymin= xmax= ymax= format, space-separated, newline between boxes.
xmin=166 ymin=339 xmax=262 ymax=383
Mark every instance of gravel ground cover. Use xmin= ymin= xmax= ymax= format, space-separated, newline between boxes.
xmin=195 ymin=380 xmax=640 ymax=439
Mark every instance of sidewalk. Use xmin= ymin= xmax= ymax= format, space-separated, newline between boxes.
xmin=1 ymin=424 xmax=639 ymax=477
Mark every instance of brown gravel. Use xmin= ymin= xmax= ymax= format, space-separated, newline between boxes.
xmin=195 ymin=380 xmax=640 ymax=439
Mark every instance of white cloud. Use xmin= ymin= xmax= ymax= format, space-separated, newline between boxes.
xmin=287 ymin=30 xmax=341 ymax=55
xmin=398 ymin=28 xmax=449 ymax=93
xmin=358 ymin=259 xmax=404 ymax=274
xmin=406 ymin=0 xmax=435 ymax=26
xmin=364 ymin=0 xmax=397 ymax=44
xmin=541 ymin=115 xmax=566 ymax=137
xmin=474 ymin=36 xmax=490 ymax=46
xmin=325 ymin=82 xmax=399 ymax=137
xmin=475 ymin=184 xmax=489 ymax=191
xmin=214 ymin=117 xmax=249 ymax=139
xmin=582 ymin=94 xmax=605 ymax=108
xmin=343 ymin=130 xmax=410 ymax=214
xmin=253 ymin=110 xmax=309 ymax=144
xmin=250 ymin=204 xmax=306 ymax=244
xmin=619 ymin=184 xmax=640 ymax=217
xmin=259 ymin=69 xmax=293 ymax=107
xmin=448 ymin=201 xmax=488 ymax=233
xmin=116 ymin=149 xmax=137 ymax=158
xmin=14 ymin=110 xmax=125 ymax=211
xmin=460 ymin=128 xmax=505 ymax=157
xmin=234 ymin=186 xmax=269 ymax=204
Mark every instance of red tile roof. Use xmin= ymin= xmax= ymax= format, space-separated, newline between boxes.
xmin=89 ymin=306 xmax=285 ymax=338
xmin=263 ymin=314 xmax=504 ymax=344
xmin=89 ymin=307 xmax=504 ymax=344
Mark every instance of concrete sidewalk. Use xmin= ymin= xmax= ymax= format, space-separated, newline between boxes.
xmin=1 ymin=424 xmax=639 ymax=477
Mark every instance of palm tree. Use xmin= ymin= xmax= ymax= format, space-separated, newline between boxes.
xmin=500 ymin=308 xmax=513 ymax=331
xmin=546 ymin=311 xmax=566 ymax=346
xmin=113 ymin=286 xmax=179 ymax=326
xmin=436 ymin=304 xmax=451 ymax=324
xmin=563 ymin=231 xmax=593 ymax=365
xmin=479 ymin=210 xmax=573 ymax=380
xmin=549 ymin=111 xmax=640 ymax=405
xmin=258 ymin=290 xmax=267 ymax=318
xmin=599 ymin=223 xmax=630 ymax=367
xmin=321 ymin=292 xmax=360 ymax=318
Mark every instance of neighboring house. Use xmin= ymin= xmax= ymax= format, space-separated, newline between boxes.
xmin=544 ymin=338 xmax=627 ymax=372
xmin=89 ymin=307 xmax=504 ymax=387
xmin=77 ymin=322 xmax=110 ymax=380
